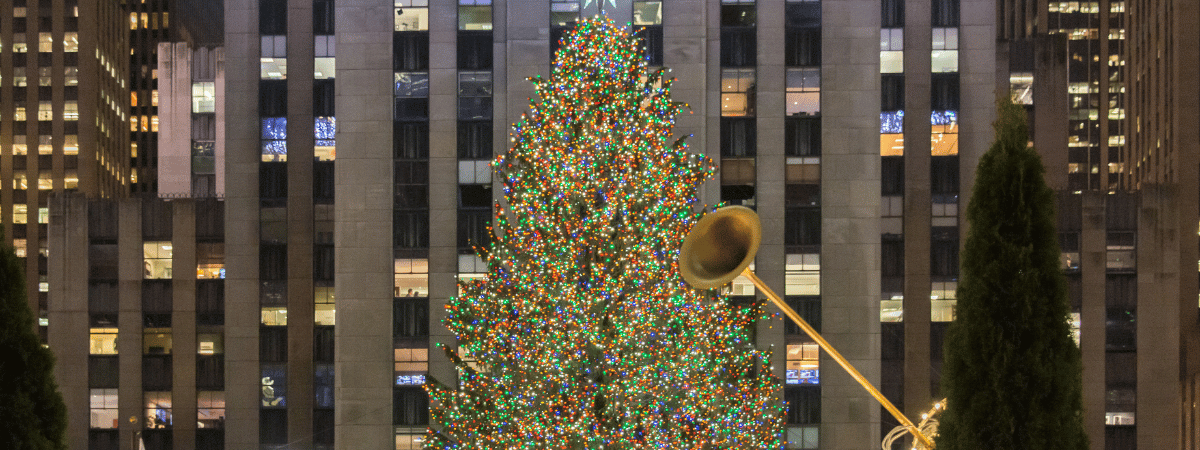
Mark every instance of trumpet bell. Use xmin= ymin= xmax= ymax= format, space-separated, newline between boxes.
xmin=679 ymin=206 xmax=762 ymax=289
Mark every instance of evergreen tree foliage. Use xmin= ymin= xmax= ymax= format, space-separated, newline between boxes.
xmin=936 ymin=101 xmax=1087 ymax=450
xmin=425 ymin=16 xmax=783 ymax=449
xmin=0 ymin=231 xmax=68 ymax=450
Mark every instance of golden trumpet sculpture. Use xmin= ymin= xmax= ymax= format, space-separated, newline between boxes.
xmin=680 ymin=206 xmax=936 ymax=449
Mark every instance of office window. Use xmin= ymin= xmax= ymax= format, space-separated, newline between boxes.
xmin=457 ymin=31 xmax=492 ymax=70
xmin=196 ymin=243 xmax=224 ymax=279
xmin=12 ymin=34 xmax=27 ymax=52
xmin=394 ymin=347 xmax=429 ymax=384
xmin=394 ymin=210 xmax=430 ymax=249
xmin=550 ymin=0 xmax=580 ymax=26
xmin=881 ymin=156 xmax=904 ymax=195
xmin=881 ymin=0 xmax=904 ymax=27
xmin=720 ymin=4 xmax=756 ymax=67
xmin=260 ymin=35 xmax=287 ymax=79
xmin=197 ymin=392 xmax=224 ymax=429
xmin=315 ymin=287 xmax=335 ymax=326
xmin=931 ymin=28 xmax=959 ymax=72
xmin=145 ymin=392 xmax=173 ymax=428
xmin=786 ymin=343 xmax=819 ymax=385
xmin=881 ymin=28 xmax=904 ymax=73
xmin=260 ymin=0 xmax=287 ymax=33
xmin=786 ymin=425 xmax=819 ymax=450
xmin=932 ymin=0 xmax=960 ymax=27
xmin=931 ymin=280 xmax=958 ymax=321
xmin=315 ymin=116 xmax=336 ymax=161
xmin=394 ymin=297 xmax=430 ymax=343
xmin=786 ymin=68 xmax=820 ymax=116
xmin=785 ymin=385 xmax=820 ymax=424
xmin=784 ymin=254 xmax=820 ymax=295
xmin=315 ymin=364 xmax=335 ymax=409
xmin=458 ymin=206 xmax=491 ymax=249
xmin=721 ymin=69 xmax=756 ymax=116
xmin=192 ymin=82 xmax=215 ymax=113
xmin=395 ymin=72 xmax=430 ymax=120
xmin=932 ymin=111 xmax=958 ymax=156
xmin=785 ymin=117 xmax=820 ymax=156
xmin=261 ymin=365 xmax=287 ymax=407
xmin=459 ymin=0 xmax=492 ymax=30
xmin=90 ymin=328 xmax=118 ymax=355
xmin=394 ymin=387 xmax=429 ymax=425
xmin=394 ymin=32 xmax=429 ymax=71
xmin=458 ymin=72 xmax=492 ymax=120
xmin=261 ymin=117 xmax=287 ymax=162
xmin=395 ymin=0 xmax=429 ymax=31
xmin=143 ymin=242 xmax=173 ymax=279
xmin=458 ymin=122 xmax=492 ymax=159
xmin=881 ymin=74 xmax=904 ymax=111
xmin=90 ymin=389 xmax=119 ymax=428
xmin=394 ymin=259 xmax=429 ymax=297
xmin=314 ymin=0 xmax=335 ymax=34
xmin=931 ymin=73 xmax=960 ymax=110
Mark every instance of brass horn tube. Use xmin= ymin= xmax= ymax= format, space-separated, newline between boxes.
xmin=737 ymin=269 xmax=935 ymax=449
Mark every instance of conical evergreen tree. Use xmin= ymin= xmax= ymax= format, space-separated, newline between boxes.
xmin=425 ymin=16 xmax=783 ymax=449
xmin=0 ymin=231 xmax=67 ymax=450
xmin=936 ymin=100 xmax=1087 ymax=450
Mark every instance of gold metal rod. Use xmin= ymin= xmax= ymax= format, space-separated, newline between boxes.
xmin=740 ymin=268 xmax=935 ymax=449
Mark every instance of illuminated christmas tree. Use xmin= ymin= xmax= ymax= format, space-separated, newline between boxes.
xmin=425 ymin=16 xmax=783 ymax=449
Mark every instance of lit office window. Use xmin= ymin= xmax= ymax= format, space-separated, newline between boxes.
xmin=634 ymin=1 xmax=663 ymax=25
xmin=261 ymin=35 xmax=287 ymax=79
xmin=931 ymin=281 xmax=958 ymax=322
xmin=315 ymin=286 xmax=336 ymax=326
xmin=143 ymin=242 xmax=174 ymax=279
xmin=880 ymin=28 xmax=903 ymax=73
xmin=315 ymin=117 xmax=336 ymax=161
xmin=931 ymin=27 xmax=959 ymax=72
xmin=90 ymin=389 xmax=119 ymax=428
xmin=315 ymin=35 xmax=336 ymax=79
xmin=720 ymin=69 xmax=756 ymax=116
xmin=196 ymin=243 xmax=225 ymax=279
xmin=192 ymin=82 xmax=216 ymax=113
xmin=785 ymin=68 xmax=820 ymax=116
xmin=197 ymin=392 xmax=225 ymax=429
xmin=395 ymin=0 xmax=430 ymax=31
xmin=785 ymin=254 xmax=820 ymax=295
xmin=394 ymin=258 xmax=429 ymax=297
xmin=394 ymin=347 xmax=429 ymax=385
xmin=145 ymin=392 xmax=173 ymax=428
xmin=550 ymin=0 xmax=580 ymax=26
xmin=931 ymin=110 xmax=958 ymax=155
xmin=90 ymin=328 xmax=118 ymax=355
xmin=261 ymin=117 xmax=287 ymax=162
xmin=38 ymin=33 xmax=52 ymax=52
xmin=459 ymin=0 xmax=492 ymax=31
xmin=64 ymin=32 xmax=78 ymax=52
xmin=785 ymin=343 xmax=819 ymax=385
xmin=12 ymin=34 xmax=27 ymax=52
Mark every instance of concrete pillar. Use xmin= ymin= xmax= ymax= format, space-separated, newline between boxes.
xmin=1138 ymin=187 xmax=1182 ymax=449
xmin=820 ymin=0 xmax=882 ymax=448
xmin=172 ymin=201 xmax=198 ymax=450
xmin=117 ymin=200 xmax=143 ymax=450
xmin=428 ymin=0 xmax=461 ymax=393
xmin=49 ymin=197 xmax=90 ymax=450
xmin=755 ymin=0 xmax=787 ymax=375
xmin=334 ymin=0 xmax=394 ymax=448
xmin=902 ymin=0 xmax=933 ymax=426
xmin=1080 ymin=191 xmax=1106 ymax=447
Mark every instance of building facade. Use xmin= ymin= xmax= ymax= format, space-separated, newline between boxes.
xmin=41 ymin=1 xmax=1200 ymax=450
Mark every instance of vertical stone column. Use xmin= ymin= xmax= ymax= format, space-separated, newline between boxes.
xmin=427 ymin=0 xmax=460 ymax=391
xmin=1138 ymin=186 xmax=1182 ymax=449
xmin=334 ymin=0 xmax=394 ymax=448
xmin=820 ymin=0 xmax=881 ymax=448
xmin=48 ymin=197 xmax=90 ymax=449
xmin=754 ymin=0 xmax=787 ymax=376
xmin=223 ymin=0 xmax=262 ymax=446
xmin=1080 ymin=190 xmax=1106 ymax=447
xmin=172 ymin=201 xmax=198 ymax=450
xmin=957 ymin=0 xmax=996 ymax=214
xmin=117 ymin=200 xmax=143 ymax=450
xmin=902 ymin=0 xmax=933 ymax=424
xmin=662 ymin=0 xmax=709 ymax=203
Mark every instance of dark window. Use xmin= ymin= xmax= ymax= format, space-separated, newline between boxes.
xmin=90 ymin=430 xmax=119 ymax=450
xmin=196 ymin=200 xmax=224 ymax=239
xmin=1106 ymin=308 xmax=1136 ymax=352
xmin=785 ymin=27 xmax=821 ymax=66
xmin=785 ymin=386 xmax=820 ymax=424
xmin=785 ymin=117 xmax=821 ymax=156
xmin=721 ymin=5 xmax=757 ymax=26
xmin=394 ymin=387 xmax=429 ymax=425
xmin=313 ymin=79 xmax=335 ymax=116
xmin=260 ymin=244 xmax=287 ymax=281
xmin=1106 ymin=274 xmax=1136 ymax=309
xmin=931 ymin=73 xmax=960 ymax=110
xmin=89 ymin=202 xmax=118 ymax=240
xmin=143 ymin=355 xmax=172 ymax=390
xmin=394 ymin=32 xmax=429 ymax=71
xmin=195 ymin=430 xmax=223 ymax=450
xmin=394 ymin=297 xmax=430 ymax=343
xmin=196 ymin=280 xmax=224 ymax=325
xmin=785 ymin=208 xmax=821 ymax=246
xmin=314 ymin=409 xmax=334 ymax=445
xmin=197 ymin=355 xmax=225 ymax=390
xmin=259 ymin=163 xmax=288 ymax=200
xmin=315 ymin=326 xmax=335 ymax=363
xmin=930 ymin=155 xmax=959 ymax=195
xmin=394 ymin=210 xmax=430 ymax=249
xmin=720 ymin=28 xmax=756 ymax=67
xmin=457 ymin=31 xmax=492 ymax=70
xmin=141 ymin=202 xmax=172 ymax=240
xmin=260 ymin=409 xmax=287 ymax=445
xmin=721 ymin=118 xmax=757 ymax=157
xmin=458 ymin=185 xmax=491 ymax=209
xmin=881 ymin=156 xmax=904 ymax=195
xmin=930 ymin=227 xmax=959 ymax=277
xmin=931 ymin=0 xmax=960 ymax=27
xmin=89 ymin=283 xmax=119 ymax=317
xmin=395 ymin=97 xmax=430 ymax=121
xmin=394 ymin=122 xmax=430 ymax=159
xmin=89 ymin=245 xmax=118 ymax=280
xmin=881 ymin=323 xmax=904 ymax=360
xmin=457 ymin=97 xmax=492 ymax=121
xmin=458 ymin=208 xmax=492 ymax=250
xmin=314 ymin=245 xmax=334 ymax=283
xmin=882 ymin=237 xmax=904 ymax=277
xmin=142 ymin=280 xmax=172 ymax=315
xmin=313 ymin=0 xmax=335 ymax=34
xmin=785 ymin=2 xmax=820 ymax=27
xmin=260 ymin=327 xmax=288 ymax=362
xmin=639 ymin=26 xmax=663 ymax=66
xmin=721 ymin=185 xmax=756 ymax=206
xmin=259 ymin=0 xmax=287 ymax=34
xmin=785 ymin=184 xmax=820 ymax=207
xmin=1104 ymin=426 xmax=1135 ymax=450
xmin=881 ymin=74 xmax=905 ymax=111
xmin=882 ymin=0 xmax=905 ymax=28
xmin=89 ymin=355 xmax=119 ymax=388
xmin=315 ymin=365 xmax=335 ymax=410
xmin=142 ymin=430 xmax=172 ymax=450
xmin=785 ymin=296 xmax=821 ymax=334
xmin=394 ymin=164 xmax=430 ymax=209
xmin=458 ymin=121 xmax=492 ymax=159
xmin=314 ymin=161 xmax=335 ymax=203
xmin=259 ymin=80 xmax=288 ymax=116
